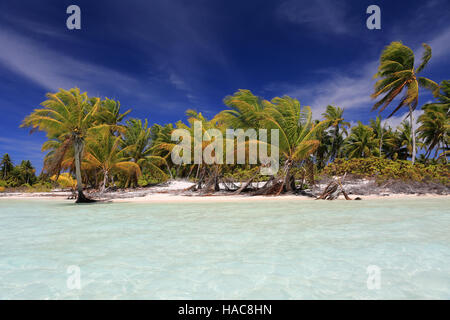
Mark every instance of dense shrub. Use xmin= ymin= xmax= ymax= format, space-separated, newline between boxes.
xmin=322 ymin=157 xmax=450 ymax=185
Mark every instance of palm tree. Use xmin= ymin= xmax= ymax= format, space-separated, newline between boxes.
xmin=322 ymin=105 xmax=349 ymax=160
xmin=371 ymin=42 xmax=439 ymax=164
xmin=314 ymin=120 xmax=332 ymax=169
xmin=83 ymin=128 xmax=141 ymax=192
xmin=369 ymin=116 xmax=386 ymax=158
xmin=182 ymin=109 xmax=227 ymax=191
xmin=380 ymin=127 xmax=400 ymax=160
xmin=261 ymin=96 xmax=326 ymax=193
xmin=95 ymin=98 xmax=131 ymax=133
xmin=122 ymin=118 xmax=169 ymax=186
xmin=344 ymin=122 xmax=379 ymax=158
xmin=396 ymin=120 xmax=416 ymax=160
xmin=417 ymin=80 xmax=449 ymax=161
xmin=0 ymin=153 xmax=14 ymax=180
xmin=217 ymin=89 xmax=269 ymax=129
xmin=21 ymin=88 xmax=102 ymax=202
xmin=18 ymin=160 xmax=36 ymax=185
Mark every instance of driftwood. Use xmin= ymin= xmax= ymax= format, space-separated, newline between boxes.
xmin=233 ymin=172 xmax=259 ymax=195
xmin=316 ymin=175 xmax=354 ymax=200
xmin=222 ymin=178 xmax=240 ymax=192
xmin=252 ymin=176 xmax=276 ymax=195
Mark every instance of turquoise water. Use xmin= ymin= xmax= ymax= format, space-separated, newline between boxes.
xmin=0 ymin=198 xmax=449 ymax=299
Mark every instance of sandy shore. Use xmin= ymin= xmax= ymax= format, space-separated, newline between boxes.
xmin=110 ymin=193 xmax=449 ymax=203
xmin=1 ymin=180 xmax=448 ymax=203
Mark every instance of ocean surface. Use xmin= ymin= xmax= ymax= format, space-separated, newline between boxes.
xmin=0 ymin=198 xmax=449 ymax=299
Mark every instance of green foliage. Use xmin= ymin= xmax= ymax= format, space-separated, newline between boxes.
xmin=137 ymin=168 xmax=169 ymax=186
xmin=322 ymin=157 xmax=449 ymax=185
xmin=223 ymin=166 xmax=268 ymax=182
xmin=11 ymin=76 xmax=449 ymax=194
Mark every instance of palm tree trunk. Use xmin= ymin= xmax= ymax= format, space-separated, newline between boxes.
xmin=409 ymin=105 xmax=416 ymax=165
xmin=277 ymin=160 xmax=293 ymax=195
xmin=101 ymin=170 xmax=108 ymax=193
xmin=74 ymin=140 xmax=95 ymax=203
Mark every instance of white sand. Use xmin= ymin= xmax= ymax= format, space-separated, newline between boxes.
xmin=1 ymin=180 xmax=448 ymax=203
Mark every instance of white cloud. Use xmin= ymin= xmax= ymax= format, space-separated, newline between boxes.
xmin=0 ymin=27 xmax=138 ymax=94
xmin=382 ymin=110 xmax=423 ymax=130
xmin=427 ymin=27 xmax=450 ymax=61
xmin=274 ymin=25 xmax=450 ymax=121
xmin=281 ymin=61 xmax=377 ymax=119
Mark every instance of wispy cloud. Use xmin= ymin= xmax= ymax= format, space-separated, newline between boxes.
xmin=0 ymin=27 xmax=138 ymax=94
xmin=427 ymin=27 xmax=450 ymax=62
xmin=277 ymin=0 xmax=352 ymax=35
xmin=269 ymin=60 xmax=377 ymax=119
xmin=266 ymin=23 xmax=450 ymax=121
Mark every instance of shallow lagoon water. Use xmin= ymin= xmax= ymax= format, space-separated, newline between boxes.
xmin=0 ymin=198 xmax=449 ymax=299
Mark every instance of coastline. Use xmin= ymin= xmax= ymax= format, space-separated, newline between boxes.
xmin=1 ymin=191 xmax=448 ymax=203
xmin=1 ymin=180 xmax=448 ymax=203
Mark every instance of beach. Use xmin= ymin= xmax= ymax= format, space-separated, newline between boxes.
xmin=1 ymin=180 xmax=448 ymax=203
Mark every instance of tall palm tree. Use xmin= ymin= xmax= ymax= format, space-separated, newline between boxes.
xmin=371 ymin=42 xmax=439 ymax=164
xmin=344 ymin=122 xmax=379 ymax=158
xmin=83 ymin=128 xmax=141 ymax=192
xmin=0 ymin=153 xmax=14 ymax=180
xmin=322 ymin=105 xmax=349 ymax=160
xmin=21 ymin=88 xmax=101 ymax=202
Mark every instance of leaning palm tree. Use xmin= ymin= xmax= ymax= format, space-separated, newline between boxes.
xmin=371 ymin=42 xmax=439 ymax=164
xmin=260 ymin=96 xmax=326 ymax=194
xmin=217 ymin=89 xmax=269 ymax=129
xmin=21 ymin=88 xmax=102 ymax=202
xmin=322 ymin=105 xmax=350 ymax=161
xmin=344 ymin=122 xmax=379 ymax=158
xmin=83 ymin=128 xmax=141 ymax=192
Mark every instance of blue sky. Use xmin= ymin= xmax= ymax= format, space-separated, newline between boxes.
xmin=0 ymin=0 xmax=449 ymax=171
